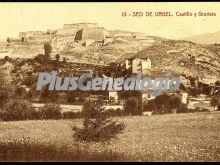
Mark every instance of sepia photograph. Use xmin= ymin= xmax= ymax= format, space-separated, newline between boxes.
xmin=0 ymin=2 xmax=219 ymax=162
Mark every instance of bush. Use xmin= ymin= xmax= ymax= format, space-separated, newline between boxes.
xmin=200 ymin=108 xmax=210 ymax=112
xmin=154 ymin=94 xmax=173 ymax=114
xmin=66 ymin=92 xmax=76 ymax=103
xmin=177 ymin=104 xmax=188 ymax=113
xmin=1 ymin=99 xmax=37 ymax=121
xmin=144 ymin=99 xmax=156 ymax=112
xmin=72 ymin=101 xmax=125 ymax=142
xmin=104 ymin=108 xmax=126 ymax=117
xmin=0 ymin=72 xmax=14 ymax=108
xmin=210 ymin=96 xmax=220 ymax=111
xmin=14 ymin=87 xmax=27 ymax=98
xmin=63 ymin=111 xmax=82 ymax=119
xmin=40 ymin=103 xmax=62 ymax=119
xmin=195 ymin=107 xmax=202 ymax=112
xmin=124 ymin=98 xmax=142 ymax=116
xmin=170 ymin=95 xmax=182 ymax=109
xmin=34 ymin=54 xmax=45 ymax=65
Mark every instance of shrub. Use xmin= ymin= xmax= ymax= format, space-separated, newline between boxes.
xmin=170 ymin=95 xmax=182 ymax=109
xmin=23 ymin=75 xmax=37 ymax=87
xmin=210 ymin=96 xmax=220 ymax=111
xmin=155 ymin=94 xmax=172 ymax=114
xmin=14 ymin=87 xmax=27 ymax=98
xmin=44 ymin=42 xmax=52 ymax=57
xmin=63 ymin=111 xmax=82 ymax=119
xmin=200 ymin=108 xmax=210 ymax=112
xmin=72 ymin=101 xmax=125 ymax=142
xmin=34 ymin=54 xmax=45 ymax=65
xmin=177 ymin=104 xmax=188 ymax=113
xmin=0 ymin=72 xmax=14 ymax=108
xmin=144 ymin=99 xmax=156 ymax=112
xmin=195 ymin=107 xmax=202 ymax=112
xmin=40 ymin=86 xmax=60 ymax=103
xmin=1 ymin=99 xmax=37 ymax=121
xmin=40 ymin=103 xmax=62 ymax=119
xmin=66 ymin=91 xmax=76 ymax=103
xmin=124 ymin=98 xmax=142 ymax=116
xmin=104 ymin=108 xmax=126 ymax=117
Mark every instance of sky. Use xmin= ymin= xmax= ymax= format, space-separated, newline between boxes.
xmin=0 ymin=2 xmax=220 ymax=39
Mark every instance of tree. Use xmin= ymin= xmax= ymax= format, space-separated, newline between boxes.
xmin=40 ymin=86 xmax=50 ymax=102
xmin=26 ymin=90 xmax=33 ymax=101
xmin=170 ymin=95 xmax=182 ymax=113
xmin=23 ymin=74 xmax=36 ymax=87
xmin=189 ymin=76 xmax=196 ymax=87
xmin=118 ymin=91 xmax=141 ymax=100
xmin=155 ymin=94 xmax=172 ymax=114
xmin=44 ymin=42 xmax=52 ymax=57
xmin=177 ymin=104 xmax=188 ymax=113
xmin=0 ymin=71 xmax=14 ymax=108
xmin=189 ymin=87 xmax=201 ymax=97
xmin=170 ymin=95 xmax=182 ymax=109
xmin=215 ymin=80 xmax=220 ymax=86
xmin=144 ymin=99 xmax=157 ymax=112
xmin=15 ymin=87 xmax=26 ymax=99
xmin=66 ymin=91 xmax=76 ymax=103
xmin=4 ymin=56 xmax=10 ymax=62
xmin=72 ymin=100 xmax=125 ymax=142
xmin=210 ymin=96 xmax=220 ymax=110
xmin=34 ymin=54 xmax=45 ymax=65
xmin=124 ymin=98 xmax=142 ymax=115
xmin=62 ymin=57 xmax=67 ymax=63
xmin=55 ymin=54 xmax=60 ymax=61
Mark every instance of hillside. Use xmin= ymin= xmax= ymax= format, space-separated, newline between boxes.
xmin=182 ymin=31 xmax=220 ymax=44
xmin=0 ymin=36 xmax=159 ymax=65
xmin=0 ymin=24 xmax=219 ymax=85
xmin=51 ymin=35 xmax=159 ymax=64
xmin=118 ymin=39 xmax=220 ymax=84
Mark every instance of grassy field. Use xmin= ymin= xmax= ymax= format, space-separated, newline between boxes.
xmin=0 ymin=111 xmax=220 ymax=161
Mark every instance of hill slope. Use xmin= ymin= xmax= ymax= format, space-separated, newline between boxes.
xmin=119 ymin=39 xmax=220 ymax=83
xmin=0 ymin=36 xmax=159 ymax=65
xmin=182 ymin=31 xmax=220 ymax=44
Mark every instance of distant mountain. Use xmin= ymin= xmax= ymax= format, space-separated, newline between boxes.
xmin=182 ymin=31 xmax=220 ymax=44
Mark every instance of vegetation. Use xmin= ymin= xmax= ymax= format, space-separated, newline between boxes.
xmin=40 ymin=103 xmax=62 ymax=120
xmin=40 ymin=86 xmax=60 ymax=103
xmin=55 ymin=54 xmax=60 ymax=61
xmin=44 ymin=42 xmax=52 ymax=57
xmin=143 ymin=94 xmax=184 ymax=114
xmin=0 ymin=74 xmax=12 ymax=108
xmin=210 ymin=96 xmax=220 ymax=110
xmin=0 ymin=71 xmax=62 ymax=121
xmin=0 ymin=99 xmax=37 ymax=121
xmin=72 ymin=100 xmax=125 ymax=142
xmin=124 ymin=98 xmax=142 ymax=116
xmin=1 ymin=112 xmax=220 ymax=161
xmin=0 ymin=140 xmax=128 ymax=161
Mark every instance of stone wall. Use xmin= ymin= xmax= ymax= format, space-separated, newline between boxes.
xmin=75 ymin=27 xmax=106 ymax=42
xmin=56 ymin=28 xmax=79 ymax=36
xmin=63 ymin=23 xmax=98 ymax=29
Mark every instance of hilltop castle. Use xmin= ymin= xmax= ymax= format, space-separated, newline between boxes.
xmin=7 ymin=23 xmax=147 ymax=47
